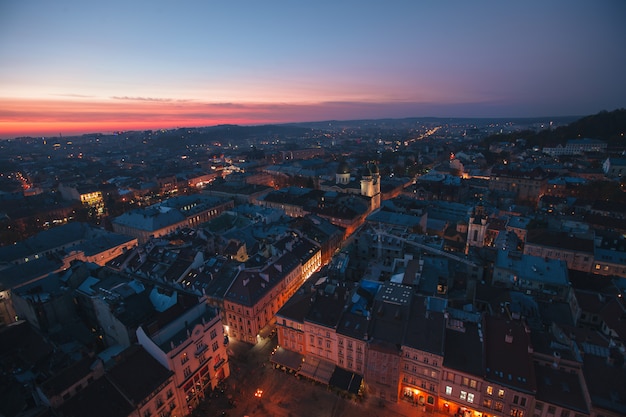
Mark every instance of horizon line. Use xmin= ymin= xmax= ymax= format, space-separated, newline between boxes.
xmin=0 ymin=114 xmax=590 ymax=141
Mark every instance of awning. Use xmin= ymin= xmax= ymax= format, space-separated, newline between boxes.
xmin=329 ymin=367 xmax=363 ymax=395
xmin=297 ymin=355 xmax=335 ymax=384
xmin=270 ymin=347 xmax=303 ymax=371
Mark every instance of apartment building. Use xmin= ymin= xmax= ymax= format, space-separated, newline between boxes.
xmin=223 ymin=235 xmax=320 ymax=344
xmin=400 ymin=296 xmax=445 ymax=412
xmin=137 ymin=298 xmax=230 ymax=412
xmin=524 ymin=230 xmax=595 ymax=272
xmin=223 ymin=259 xmax=301 ymax=344
xmin=489 ymin=166 xmax=548 ymax=204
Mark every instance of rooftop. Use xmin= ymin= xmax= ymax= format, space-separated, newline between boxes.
xmin=484 ymin=316 xmax=536 ymax=393
xmin=106 ymin=345 xmax=174 ymax=405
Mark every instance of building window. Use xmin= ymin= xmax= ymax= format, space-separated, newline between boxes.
xmin=460 ymin=391 xmax=467 ymax=401
xmin=446 ymin=386 xmax=452 ymax=395
xmin=210 ymin=329 xmax=217 ymax=339
xmin=183 ymin=367 xmax=191 ymax=378
xmin=521 ymin=397 xmax=527 ymax=407
xmin=486 ymin=385 xmax=493 ymax=395
xmin=495 ymin=402 xmax=504 ymax=412
xmin=483 ymin=399 xmax=492 ymax=408
xmin=498 ymin=389 xmax=505 ymax=398
xmin=469 ymin=379 xmax=477 ymax=389
xmin=181 ymin=353 xmax=188 ymax=365
xmin=212 ymin=341 xmax=219 ymax=351
xmin=467 ymin=393 xmax=474 ymax=403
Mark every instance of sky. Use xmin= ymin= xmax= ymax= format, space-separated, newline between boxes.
xmin=1 ymin=1 xmax=625 ymax=138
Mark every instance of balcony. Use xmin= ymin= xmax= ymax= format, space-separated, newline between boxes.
xmin=195 ymin=343 xmax=208 ymax=357
xmin=213 ymin=357 xmax=226 ymax=371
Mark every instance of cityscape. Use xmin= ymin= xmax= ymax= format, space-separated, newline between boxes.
xmin=1 ymin=110 xmax=626 ymax=417
xmin=1 ymin=2 xmax=626 ymax=417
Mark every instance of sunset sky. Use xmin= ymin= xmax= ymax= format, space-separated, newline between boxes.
xmin=1 ymin=1 xmax=625 ymax=138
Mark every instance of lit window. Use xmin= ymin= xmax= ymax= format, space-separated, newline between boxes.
xmin=467 ymin=393 xmax=474 ymax=403
xmin=446 ymin=386 xmax=452 ymax=395
xmin=486 ymin=386 xmax=493 ymax=395
xmin=460 ymin=391 xmax=467 ymax=400
xmin=498 ymin=389 xmax=505 ymax=398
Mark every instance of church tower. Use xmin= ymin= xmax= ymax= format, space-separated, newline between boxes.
xmin=360 ymin=162 xmax=381 ymax=210
xmin=466 ymin=203 xmax=488 ymax=252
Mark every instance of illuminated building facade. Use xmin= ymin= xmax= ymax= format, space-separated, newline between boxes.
xmin=223 ymin=262 xmax=301 ymax=344
xmin=400 ymin=295 xmax=445 ymax=411
xmin=137 ymin=299 xmax=230 ymax=414
xmin=223 ymin=236 xmax=320 ymax=344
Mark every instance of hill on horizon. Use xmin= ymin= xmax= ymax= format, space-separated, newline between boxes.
xmin=482 ymin=108 xmax=626 ymax=148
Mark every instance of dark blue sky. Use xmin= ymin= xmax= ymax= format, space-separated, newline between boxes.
xmin=1 ymin=0 xmax=625 ymax=137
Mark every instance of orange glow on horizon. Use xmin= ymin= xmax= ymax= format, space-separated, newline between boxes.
xmin=0 ymin=97 xmax=295 ymax=138
xmin=0 ymin=96 xmax=439 ymax=138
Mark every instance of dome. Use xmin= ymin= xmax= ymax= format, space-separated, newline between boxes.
xmin=360 ymin=166 xmax=372 ymax=177
xmin=369 ymin=163 xmax=379 ymax=174
xmin=337 ymin=161 xmax=350 ymax=174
